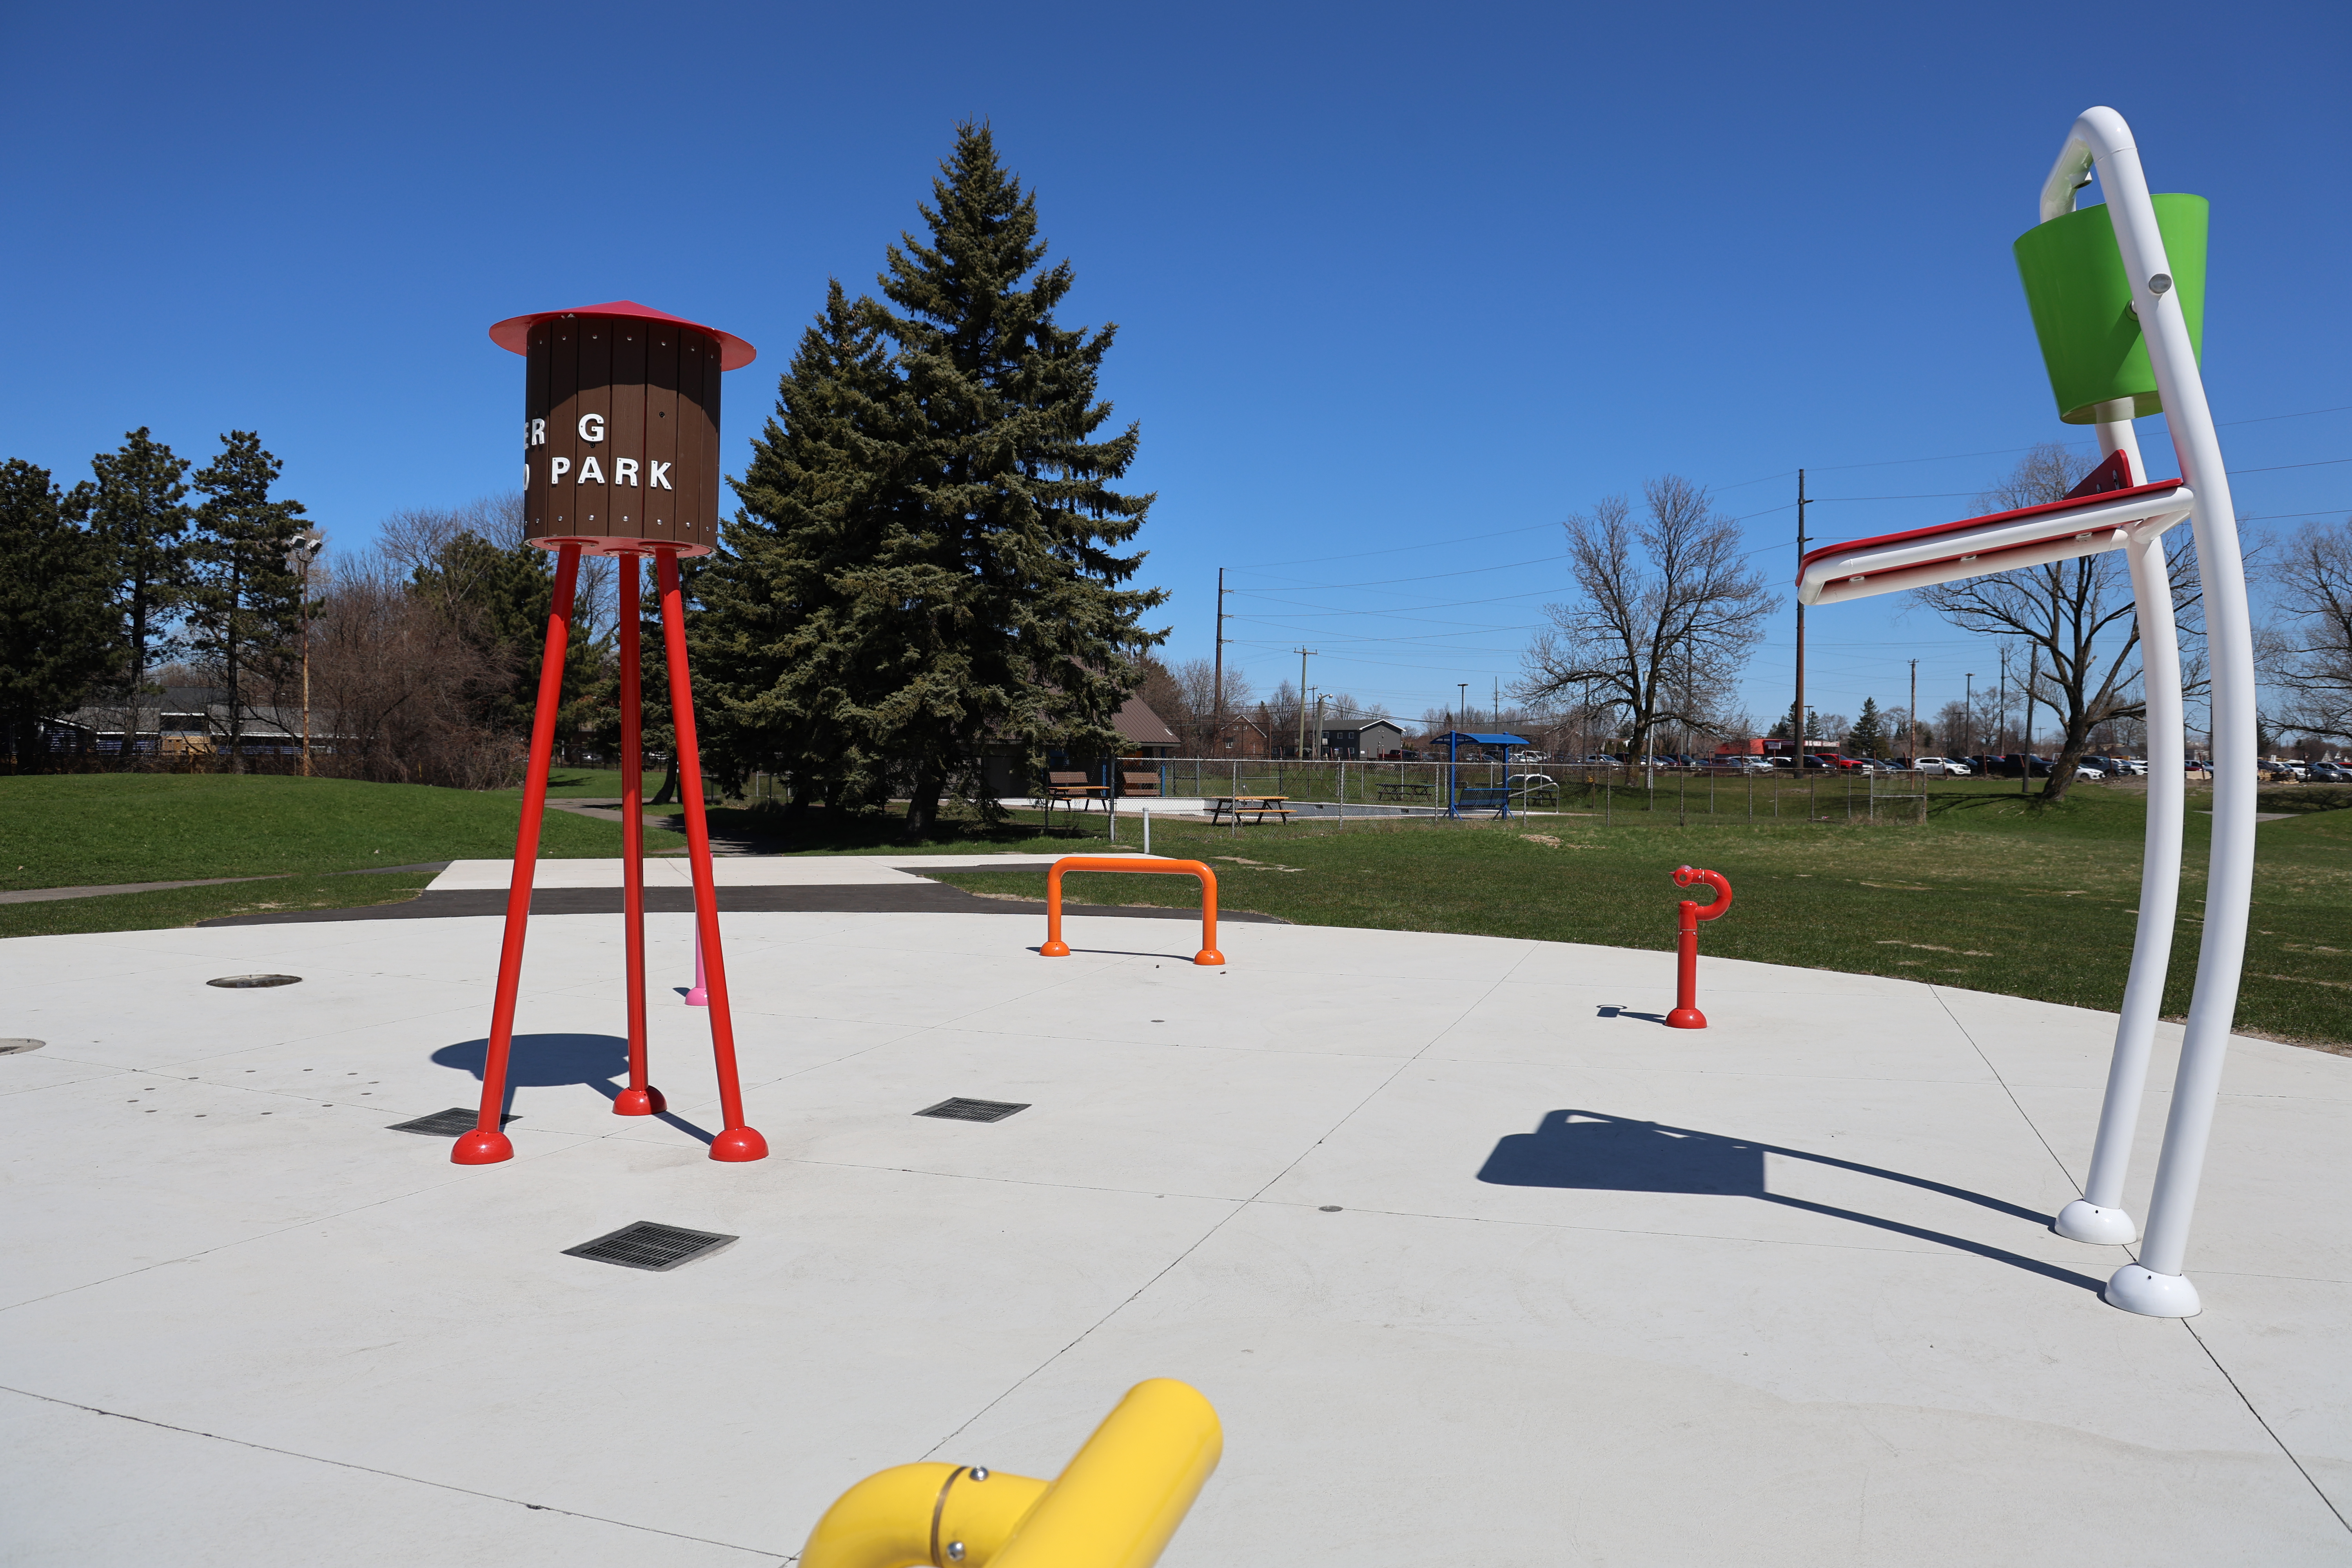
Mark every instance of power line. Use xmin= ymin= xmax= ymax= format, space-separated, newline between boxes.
xmin=1233 ymin=519 xmax=1558 ymax=569
xmin=1229 ymin=551 xmax=1563 ymax=592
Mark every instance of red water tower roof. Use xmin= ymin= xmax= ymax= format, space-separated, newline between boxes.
xmin=487 ymin=300 xmax=756 ymax=371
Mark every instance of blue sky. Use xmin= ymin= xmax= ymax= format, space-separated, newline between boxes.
xmin=5 ymin=1 xmax=2347 ymax=739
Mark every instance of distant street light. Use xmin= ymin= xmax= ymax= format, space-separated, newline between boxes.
xmin=284 ymin=527 xmax=327 ymax=777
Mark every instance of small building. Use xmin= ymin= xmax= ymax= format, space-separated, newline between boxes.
xmin=1753 ymin=737 xmax=1838 ymax=759
xmin=982 ymin=695 xmax=1180 ymax=797
xmin=47 ymin=687 xmax=309 ymax=757
xmin=1320 ymin=718 xmax=1404 ymax=760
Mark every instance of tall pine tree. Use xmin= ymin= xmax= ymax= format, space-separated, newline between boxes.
xmin=706 ymin=126 xmax=1166 ymax=837
xmin=701 ymin=280 xmax=907 ymax=814
xmin=87 ymin=428 xmax=194 ymax=717
xmin=188 ymin=431 xmax=307 ymax=768
xmin=0 ymin=460 xmax=119 ymax=765
xmin=867 ymin=123 xmax=1166 ymax=835
xmin=1847 ymin=697 xmax=1886 ymax=757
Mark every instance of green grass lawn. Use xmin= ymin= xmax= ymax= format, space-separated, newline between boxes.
xmin=932 ymin=781 xmax=2352 ymax=1049
xmin=0 ymin=871 xmax=445 ymax=938
xmin=7 ymin=773 xmax=2346 ymax=1047
xmin=0 ymin=773 xmax=631 ymax=935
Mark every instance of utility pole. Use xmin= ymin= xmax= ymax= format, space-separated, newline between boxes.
xmin=2022 ymin=644 xmax=2038 ymax=797
xmin=1295 ymin=647 xmax=1316 ymax=760
xmin=1965 ymin=672 xmax=1976 ymax=759
xmin=1793 ymin=468 xmax=1811 ymax=768
xmin=1212 ymin=567 xmax=1227 ymax=755
xmin=1313 ymin=691 xmax=1326 ymax=759
xmin=1458 ymin=681 xmax=1469 ymax=731
xmin=1908 ymin=658 xmax=1918 ymax=766
xmin=1997 ymin=644 xmax=2011 ymax=764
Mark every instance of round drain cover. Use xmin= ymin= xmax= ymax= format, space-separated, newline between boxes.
xmin=207 ymin=974 xmax=303 ymax=989
xmin=0 ymin=1038 xmax=45 ymax=1055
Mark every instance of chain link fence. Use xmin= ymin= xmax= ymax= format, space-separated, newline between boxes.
xmin=1060 ymin=758 xmax=1928 ymax=827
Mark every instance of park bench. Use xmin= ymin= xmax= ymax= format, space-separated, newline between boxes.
xmin=1374 ymin=781 xmax=1433 ymax=803
xmin=1045 ymin=770 xmax=1108 ymax=822
xmin=1453 ymin=785 xmax=1512 ymax=816
xmin=1208 ymin=795 xmax=1294 ymax=825
xmin=1119 ymin=769 xmax=1162 ymax=798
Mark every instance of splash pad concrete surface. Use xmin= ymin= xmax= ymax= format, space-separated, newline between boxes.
xmin=3 ymin=864 xmax=2347 ymax=1565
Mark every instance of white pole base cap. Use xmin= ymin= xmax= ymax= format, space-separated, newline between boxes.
xmin=2105 ymin=1264 xmax=2202 ymax=1318
xmin=2054 ymin=1199 xmax=2139 ymax=1245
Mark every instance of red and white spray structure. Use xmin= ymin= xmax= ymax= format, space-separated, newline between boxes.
xmin=1798 ymin=109 xmax=2253 ymax=1317
xmin=451 ymin=301 xmax=766 ymax=1165
xmin=1665 ymin=866 xmax=1731 ymax=1029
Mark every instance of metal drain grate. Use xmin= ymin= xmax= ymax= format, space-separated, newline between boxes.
xmin=915 ymin=1097 xmax=1031 ymax=1123
xmin=387 ymin=1107 xmax=517 ymax=1138
xmin=563 ymin=1221 xmax=738 ymax=1272
xmin=207 ymin=973 xmax=302 ymax=989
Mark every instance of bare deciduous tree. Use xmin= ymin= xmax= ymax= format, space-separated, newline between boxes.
xmin=2257 ymin=517 xmax=2352 ymax=745
xmin=1134 ymin=654 xmax=1253 ymax=753
xmin=302 ymin=553 xmax=524 ymax=788
xmin=1517 ymin=476 xmax=1775 ymax=760
xmin=1912 ymin=443 xmax=2198 ymax=800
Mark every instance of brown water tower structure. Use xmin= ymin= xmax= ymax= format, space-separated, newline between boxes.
xmin=452 ymin=300 xmax=764 ymax=1166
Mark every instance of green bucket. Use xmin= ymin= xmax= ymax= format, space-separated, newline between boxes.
xmin=2012 ymin=194 xmax=2207 ymax=424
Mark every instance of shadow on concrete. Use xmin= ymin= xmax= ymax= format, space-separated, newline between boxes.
xmin=432 ymin=1032 xmax=717 ymax=1145
xmin=1478 ymin=1109 xmax=2100 ymax=1293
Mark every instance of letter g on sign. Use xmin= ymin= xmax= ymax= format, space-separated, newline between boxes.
xmin=577 ymin=413 xmax=606 ymax=444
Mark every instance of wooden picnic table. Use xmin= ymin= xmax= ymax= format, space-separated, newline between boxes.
xmin=1374 ymin=781 xmax=1433 ymax=802
xmin=1207 ymin=794 xmax=1294 ymax=824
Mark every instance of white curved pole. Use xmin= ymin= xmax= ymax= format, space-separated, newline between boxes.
xmin=2050 ymin=108 xmax=2254 ymax=1318
xmin=2055 ymin=403 xmax=2184 ymax=1246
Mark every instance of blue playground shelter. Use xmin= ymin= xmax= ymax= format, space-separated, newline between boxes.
xmin=1428 ymin=731 xmax=1533 ymax=818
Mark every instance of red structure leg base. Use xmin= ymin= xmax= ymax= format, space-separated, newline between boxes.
xmin=710 ymin=1125 xmax=769 ymax=1162
xmin=613 ymin=1085 xmax=667 ymax=1116
xmin=1040 ymin=940 xmax=1072 ymax=958
xmin=1666 ymin=1007 xmax=1708 ymax=1030
xmin=1194 ymin=949 xmax=1224 ymax=966
xmin=451 ymin=1129 xmax=515 ymax=1164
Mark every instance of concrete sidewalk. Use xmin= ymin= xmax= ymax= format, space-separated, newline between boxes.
xmin=2 ymin=913 xmax=2346 ymax=1565
xmin=423 ymin=851 xmax=1165 ymax=892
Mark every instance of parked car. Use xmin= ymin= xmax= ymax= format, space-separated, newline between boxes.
xmin=1913 ymin=756 xmax=1973 ymax=776
xmin=2308 ymin=760 xmax=2352 ymax=782
xmin=1579 ymin=754 xmax=1623 ymax=768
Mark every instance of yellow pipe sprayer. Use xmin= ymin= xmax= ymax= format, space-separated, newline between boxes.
xmin=800 ymin=1379 xmax=1221 ymax=1568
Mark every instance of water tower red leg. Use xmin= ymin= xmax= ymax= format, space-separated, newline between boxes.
xmin=656 ymin=550 xmax=767 ymax=1162
xmin=612 ymin=553 xmax=664 ymax=1117
xmin=453 ymin=544 xmax=581 ymax=1164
